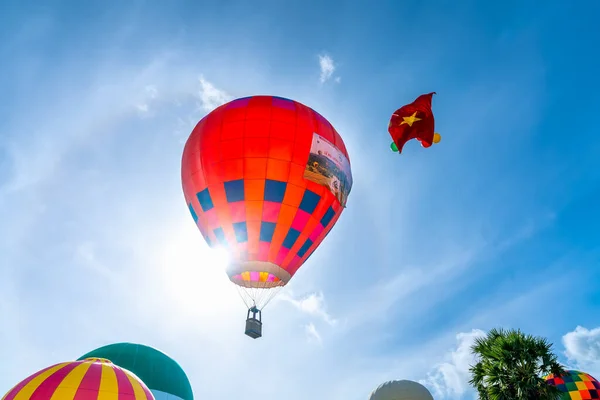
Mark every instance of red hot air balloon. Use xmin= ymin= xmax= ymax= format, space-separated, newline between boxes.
xmin=181 ymin=95 xmax=352 ymax=338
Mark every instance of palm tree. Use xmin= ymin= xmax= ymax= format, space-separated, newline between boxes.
xmin=468 ymin=328 xmax=566 ymax=400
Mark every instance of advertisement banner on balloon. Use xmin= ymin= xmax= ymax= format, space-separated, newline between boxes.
xmin=303 ymin=132 xmax=352 ymax=207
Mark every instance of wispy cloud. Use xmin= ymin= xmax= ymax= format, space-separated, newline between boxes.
xmin=0 ymin=54 xmax=179 ymax=195
xmin=342 ymin=249 xmax=477 ymax=329
xmin=318 ymin=54 xmax=340 ymax=83
xmin=197 ymin=75 xmax=232 ymax=111
xmin=279 ymin=291 xmax=337 ymax=326
xmin=72 ymin=241 xmax=117 ymax=281
xmin=305 ymin=323 xmax=323 ymax=344
xmin=420 ymin=329 xmax=485 ymax=399
xmin=135 ymin=85 xmax=159 ymax=115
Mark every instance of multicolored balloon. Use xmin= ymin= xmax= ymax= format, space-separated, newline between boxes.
xmin=181 ymin=95 xmax=352 ymax=310
xmin=1 ymin=357 xmax=154 ymax=400
xmin=369 ymin=380 xmax=434 ymax=400
xmin=545 ymin=370 xmax=600 ymax=399
xmin=78 ymin=342 xmax=193 ymax=400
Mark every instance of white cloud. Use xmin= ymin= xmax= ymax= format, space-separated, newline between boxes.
xmin=73 ymin=241 xmax=116 ymax=281
xmin=305 ymin=323 xmax=323 ymax=344
xmin=279 ymin=291 xmax=337 ymax=326
xmin=563 ymin=326 xmax=600 ymax=377
xmin=318 ymin=54 xmax=338 ymax=83
xmin=135 ymin=85 xmax=158 ymax=114
xmin=198 ymin=75 xmax=232 ymax=111
xmin=341 ymin=248 xmax=479 ymax=333
xmin=145 ymin=85 xmax=158 ymax=98
xmin=0 ymin=55 xmax=182 ymax=195
xmin=136 ymin=103 xmax=149 ymax=113
xmin=420 ymin=329 xmax=485 ymax=399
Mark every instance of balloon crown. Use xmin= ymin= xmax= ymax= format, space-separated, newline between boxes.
xmin=83 ymin=357 xmax=113 ymax=364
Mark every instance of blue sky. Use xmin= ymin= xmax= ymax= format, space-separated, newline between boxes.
xmin=1 ymin=0 xmax=600 ymax=399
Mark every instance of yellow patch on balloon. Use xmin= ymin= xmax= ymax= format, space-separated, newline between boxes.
xmin=433 ymin=133 xmax=441 ymax=143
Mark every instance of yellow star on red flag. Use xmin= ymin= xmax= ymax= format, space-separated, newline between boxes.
xmin=399 ymin=111 xmax=421 ymax=127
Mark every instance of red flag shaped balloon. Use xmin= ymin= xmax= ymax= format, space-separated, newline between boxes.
xmin=388 ymin=92 xmax=441 ymax=153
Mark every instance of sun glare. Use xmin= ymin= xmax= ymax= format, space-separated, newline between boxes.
xmin=159 ymin=221 xmax=241 ymax=318
xmin=206 ymin=247 xmax=231 ymax=271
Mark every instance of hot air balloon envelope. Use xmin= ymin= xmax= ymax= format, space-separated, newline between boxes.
xmin=181 ymin=95 xmax=352 ymax=337
xmin=2 ymin=358 xmax=154 ymax=400
xmin=369 ymin=380 xmax=434 ymax=400
xmin=78 ymin=342 xmax=193 ymax=400
xmin=545 ymin=370 xmax=600 ymax=399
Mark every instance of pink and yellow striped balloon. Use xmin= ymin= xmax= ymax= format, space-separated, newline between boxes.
xmin=2 ymin=357 xmax=155 ymax=400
